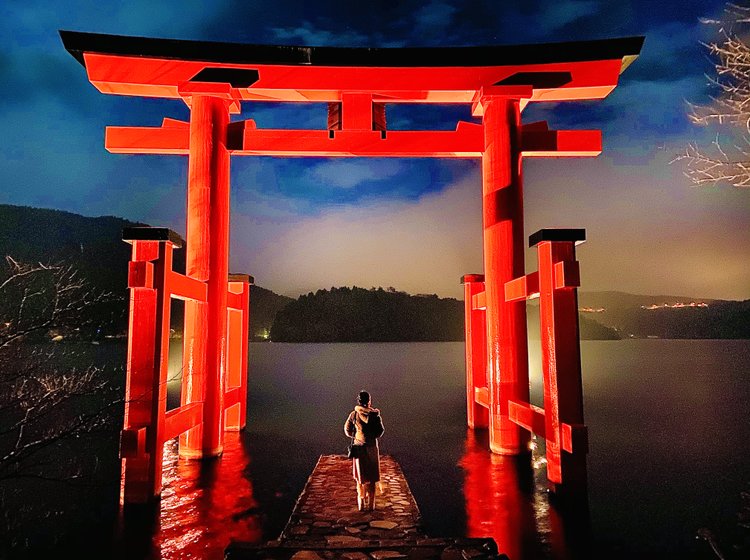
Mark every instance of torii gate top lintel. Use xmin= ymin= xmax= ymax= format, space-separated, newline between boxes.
xmin=60 ymin=30 xmax=643 ymax=103
xmin=59 ymin=30 xmax=643 ymax=158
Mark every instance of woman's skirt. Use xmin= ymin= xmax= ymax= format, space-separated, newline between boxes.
xmin=352 ymin=445 xmax=380 ymax=483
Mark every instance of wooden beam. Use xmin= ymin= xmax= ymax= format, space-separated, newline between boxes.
xmin=471 ymin=290 xmax=486 ymax=310
xmin=474 ymin=386 xmax=490 ymax=409
xmin=508 ymin=400 xmax=546 ymax=437
xmin=226 ymin=291 xmax=245 ymax=311
xmin=164 ymin=402 xmax=203 ymax=441
xmin=505 ymin=271 xmax=539 ymax=302
xmin=168 ymin=270 xmax=208 ymax=303
xmin=106 ymin=121 xmax=485 ymax=157
xmin=521 ymin=129 xmax=601 ymax=157
xmin=224 ymin=386 xmax=242 ymax=408
xmin=106 ymin=125 xmax=189 ymax=154
xmin=106 ymin=121 xmax=601 ymax=158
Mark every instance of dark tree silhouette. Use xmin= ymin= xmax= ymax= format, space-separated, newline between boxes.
xmin=0 ymin=257 xmax=123 ymax=552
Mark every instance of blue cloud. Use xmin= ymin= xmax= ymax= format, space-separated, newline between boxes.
xmin=269 ymin=24 xmax=372 ymax=47
xmin=306 ymin=160 xmax=405 ymax=189
xmin=413 ymin=1 xmax=458 ymax=38
xmin=536 ymin=1 xmax=602 ymax=34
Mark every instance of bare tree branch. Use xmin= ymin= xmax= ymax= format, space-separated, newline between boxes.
xmin=0 ymin=256 xmax=122 ymax=484
xmin=679 ymin=2 xmax=750 ymax=187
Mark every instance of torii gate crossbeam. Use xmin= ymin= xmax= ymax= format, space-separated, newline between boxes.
xmin=61 ymin=30 xmax=643 ymax=504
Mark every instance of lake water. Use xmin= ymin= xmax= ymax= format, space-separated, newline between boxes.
xmin=4 ymin=340 xmax=749 ymax=558
xmin=158 ymin=339 xmax=750 ymax=559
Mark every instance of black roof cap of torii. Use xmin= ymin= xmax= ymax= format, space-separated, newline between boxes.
xmin=59 ymin=30 xmax=644 ymax=71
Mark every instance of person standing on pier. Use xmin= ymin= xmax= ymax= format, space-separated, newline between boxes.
xmin=344 ymin=390 xmax=385 ymax=512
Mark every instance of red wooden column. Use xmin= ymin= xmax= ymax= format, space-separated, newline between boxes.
xmin=532 ymin=229 xmax=588 ymax=497
xmin=481 ymin=95 xmax=530 ymax=455
xmin=461 ymin=274 xmax=489 ymax=429
xmin=179 ymin=95 xmax=213 ymax=458
xmin=120 ymin=239 xmax=158 ymax=504
xmin=225 ymin=274 xmax=252 ymax=431
xmin=177 ymin=92 xmax=233 ymax=458
xmin=120 ymin=231 xmax=176 ymax=503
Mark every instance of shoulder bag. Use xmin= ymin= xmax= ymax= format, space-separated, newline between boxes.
xmin=347 ymin=437 xmax=365 ymax=459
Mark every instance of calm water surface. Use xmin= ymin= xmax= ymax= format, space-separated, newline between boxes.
xmin=25 ymin=340 xmax=746 ymax=559
xmin=126 ymin=339 xmax=750 ymax=560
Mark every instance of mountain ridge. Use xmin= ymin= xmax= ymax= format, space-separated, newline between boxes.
xmin=0 ymin=204 xmax=746 ymax=340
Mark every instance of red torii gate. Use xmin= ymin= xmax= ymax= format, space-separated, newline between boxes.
xmin=61 ymin=30 xmax=642 ymax=504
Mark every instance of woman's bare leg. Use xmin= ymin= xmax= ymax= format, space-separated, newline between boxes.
xmin=366 ymin=482 xmax=376 ymax=511
xmin=357 ymin=483 xmax=365 ymax=511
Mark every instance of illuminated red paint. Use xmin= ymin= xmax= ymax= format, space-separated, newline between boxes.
xmin=461 ymin=429 xmax=590 ymax=558
xmin=481 ymin=96 xmax=530 ymax=456
xmin=120 ymin=229 xmax=252 ymax=504
xmin=225 ymin=275 xmax=251 ymax=431
xmin=462 ymin=275 xmax=489 ymax=429
xmin=460 ymin=430 xmax=534 ymax=560
xmin=105 ymin=120 xmax=602 ymax=158
xmin=535 ymin=233 xmax=588 ymax=496
xmin=179 ymin=97 xmax=212 ymax=460
xmin=462 ymin=230 xmax=589 ymax=496
xmin=121 ymin=240 xmax=159 ymax=503
xmin=120 ymin=434 xmax=262 ymax=559
xmin=61 ymin=30 xmax=641 ymax=502
xmin=80 ymin=52 xmax=627 ymax=103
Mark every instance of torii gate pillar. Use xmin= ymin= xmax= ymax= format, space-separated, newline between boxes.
xmin=481 ymin=95 xmax=530 ymax=455
xmin=180 ymin=94 xmax=232 ymax=458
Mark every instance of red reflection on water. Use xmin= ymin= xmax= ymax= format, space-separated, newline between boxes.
xmin=119 ymin=433 xmax=262 ymax=560
xmin=460 ymin=429 xmax=537 ymax=559
xmin=460 ymin=430 xmax=588 ymax=560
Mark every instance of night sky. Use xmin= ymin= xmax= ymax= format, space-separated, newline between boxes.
xmin=1 ymin=0 xmax=748 ymax=300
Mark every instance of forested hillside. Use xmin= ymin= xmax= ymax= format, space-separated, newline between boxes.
xmin=0 ymin=204 xmax=288 ymax=339
xmin=271 ymin=287 xmax=465 ymax=342
xmin=270 ymin=286 xmax=622 ymax=342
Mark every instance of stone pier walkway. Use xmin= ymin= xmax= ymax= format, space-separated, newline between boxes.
xmin=226 ymin=455 xmax=505 ymax=560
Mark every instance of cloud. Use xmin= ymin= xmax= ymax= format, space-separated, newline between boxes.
xmin=522 ymin=73 xmax=710 ymax=156
xmin=269 ymin=23 xmax=371 ymax=47
xmin=231 ymin=163 xmax=319 ymax=221
xmin=236 ymin=171 xmax=484 ymax=298
xmin=536 ymin=1 xmax=601 ymax=33
xmin=523 ymin=149 xmax=750 ymax=300
xmin=623 ymin=20 xmax=713 ymax=84
xmin=413 ymin=1 xmax=458 ymax=38
xmin=0 ymin=96 xmax=101 ymax=205
xmin=233 ymin=145 xmax=750 ymax=302
xmin=517 ymin=15 xmax=715 ymax=144
xmin=305 ymin=160 xmax=405 ymax=189
xmin=230 ymin=154 xmax=476 ymax=215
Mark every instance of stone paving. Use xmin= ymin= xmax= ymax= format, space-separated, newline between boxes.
xmin=225 ymin=455 xmax=506 ymax=560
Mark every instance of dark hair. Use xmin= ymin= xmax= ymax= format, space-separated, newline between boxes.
xmin=357 ymin=390 xmax=371 ymax=406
